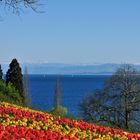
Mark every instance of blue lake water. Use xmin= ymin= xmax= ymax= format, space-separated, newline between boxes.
xmin=29 ymin=75 xmax=110 ymax=117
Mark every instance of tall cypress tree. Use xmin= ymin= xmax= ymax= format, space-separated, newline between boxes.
xmin=23 ymin=66 xmax=32 ymax=107
xmin=6 ymin=59 xmax=25 ymax=103
xmin=51 ymin=76 xmax=67 ymax=116
xmin=0 ymin=64 xmax=3 ymax=80
xmin=54 ymin=77 xmax=61 ymax=109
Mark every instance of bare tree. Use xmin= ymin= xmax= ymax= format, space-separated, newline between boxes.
xmin=0 ymin=0 xmax=42 ymax=15
xmin=80 ymin=90 xmax=105 ymax=123
xmin=105 ymin=65 xmax=140 ymax=130
xmin=80 ymin=65 xmax=140 ymax=132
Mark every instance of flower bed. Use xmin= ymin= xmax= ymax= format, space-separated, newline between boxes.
xmin=0 ymin=102 xmax=140 ymax=140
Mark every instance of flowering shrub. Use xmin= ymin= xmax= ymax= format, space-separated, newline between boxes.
xmin=0 ymin=102 xmax=140 ymax=140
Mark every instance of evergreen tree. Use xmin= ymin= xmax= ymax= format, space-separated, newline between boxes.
xmin=50 ymin=77 xmax=67 ymax=116
xmin=54 ymin=77 xmax=61 ymax=109
xmin=6 ymin=58 xmax=25 ymax=103
xmin=23 ymin=66 xmax=32 ymax=107
xmin=0 ymin=64 xmax=3 ymax=80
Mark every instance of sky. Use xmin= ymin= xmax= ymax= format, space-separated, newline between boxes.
xmin=0 ymin=0 xmax=140 ymax=64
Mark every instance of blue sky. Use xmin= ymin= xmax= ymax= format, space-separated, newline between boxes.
xmin=0 ymin=0 xmax=140 ymax=64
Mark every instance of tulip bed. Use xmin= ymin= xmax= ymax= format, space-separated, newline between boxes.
xmin=0 ymin=102 xmax=140 ymax=140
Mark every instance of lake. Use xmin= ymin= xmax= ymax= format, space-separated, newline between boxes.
xmin=29 ymin=75 xmax=110 ymax=117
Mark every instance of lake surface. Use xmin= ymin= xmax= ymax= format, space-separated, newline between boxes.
xmin=29 ymin=75 xmax=110 ymax=117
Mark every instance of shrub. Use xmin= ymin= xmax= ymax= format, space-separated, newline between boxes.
xmin=0 ymin=80 xmax=23 ymax=105
xmin=50 ymin=105 xmax=67 ymax=116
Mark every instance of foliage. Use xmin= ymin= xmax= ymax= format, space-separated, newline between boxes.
xmin=50 ymin=105 xmax=67 ymax=116
xmin=0 ymin=102 xmax=140 ymax=139
xmin=80 ymin=65 xmax=140 ymax=133
xmin=6 ymin=58 xmax=25 ymax=104
xmin=0 ymin=80 xmax=23 ymax=105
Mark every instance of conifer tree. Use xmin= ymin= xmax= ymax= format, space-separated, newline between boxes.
xmin=54 ymin=77 xmax=61 ymax=109
xmin=23 ymin=66 xmax=32 ymax=107
xmin=6 ymin=58 xmax=25 ymax=103
xmin=0 ymin=64 xmax=3 ymax=80
xmin=51 ymin=77 xmax=67 ymax=116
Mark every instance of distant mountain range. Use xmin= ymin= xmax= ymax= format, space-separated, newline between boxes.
xmin=2 ymin=63 xmax=140 ymax=75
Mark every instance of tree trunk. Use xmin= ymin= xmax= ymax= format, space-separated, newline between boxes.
xmin=125 ymin=94 xmax=129 ymax=129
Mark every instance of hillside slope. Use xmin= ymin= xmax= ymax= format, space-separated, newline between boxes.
xmin=0 ymin=102 xmax=140 ymax=140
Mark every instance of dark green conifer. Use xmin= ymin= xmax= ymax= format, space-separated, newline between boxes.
xmin=0 ymin=64 xmax=3 ymax=80
xmin=6 ymin=58 xmax=25 ymax=103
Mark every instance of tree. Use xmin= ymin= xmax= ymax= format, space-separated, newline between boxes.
xmin=50 ymin=77 xmax=67 ymax=116
xmin=80 ymin=90 xmax=108 ymax=124
xmin=0 ymin=64 xmax=3 ymax=80
xmin=80 ymin=65 xmax=140 ymax=132
xmin=105 ymin=65 xmax=140 ymax=131
xmin=23 ymin=66 xmax=32 ymax=107
xmin=6 ymin=58 xmax=25 ymax=103
xmin=54 ymin=77 xmax=61 ymax=109
xmin=0 ymin=0 xmax=40 ymax=15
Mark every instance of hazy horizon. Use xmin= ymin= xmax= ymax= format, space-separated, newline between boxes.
xmin=2 ymin=61 xmax=140 ymax=65
xmin=2 ymin=62 xmax=140 ymax=75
